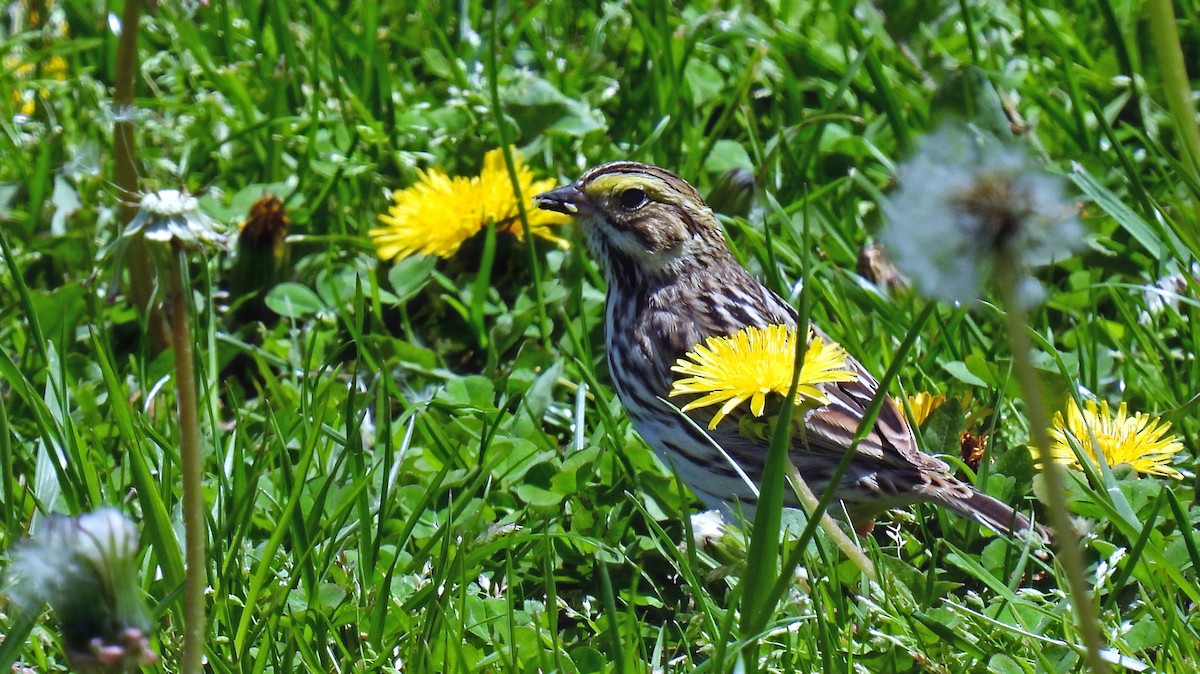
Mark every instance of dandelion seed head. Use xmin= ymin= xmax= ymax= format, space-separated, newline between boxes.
xmin=122 ymin=188 xmax=226 ymax=253
xmin=882 ymin=124 xmax=1083 ymax=304
xmin=5 ymin=508 xmax=156 ymax=672
xmin=689 ymin=509 xmax=727 ymax=549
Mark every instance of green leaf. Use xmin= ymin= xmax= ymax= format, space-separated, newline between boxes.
xmin=315 ymin=265 xmax=371 ymax=309
xmin=929 ymin=65 xmax=1013 ymax=140
xmin=386 ymin=255 xmax=436 ymax=304
xmin=419 ymin=47 xmax=451 ymax=78
xmin=918 ymin=397 xmax=965 ymax=457
xmin=1071 ymin=163 xmax=1177 ymax=258
xmin=704 ymin=139 xmax=753 ymax=175
xmin=0 ymin=183 xmax=16 ymax=214
xmin=515 ymin=483 xmax=564 ymax=508
xmin=436 ymin=375 xmax=497 ymax=412
xmin=30 ymin=283 xmax=85 ymax=343
xmin=490 ymin=437 xmax=550 ymax=486
xmin=49 ymin=176 xmax=80 ymax=235
xmin=264 ymin=282 xmax=325 ymax=318
xmin=941 ymin=360 xmax=989 ymax=387
xmin=505 ymin=76 xmax=604 ymax=137
xmin=570 ymin=647 xmax=606 ymax=673
xmin=517 ymin=358 xmax=563 ymax=422
xmin=684 ymin=58 xmax=723 ymax=106
xmin=1121 ymin=617 xmax=1163 ymax=652
xmin=987 ymin=653 xmax=1027 ymax=674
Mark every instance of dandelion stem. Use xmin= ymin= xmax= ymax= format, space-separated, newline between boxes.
xmin=784 ymin=463 xmax=876 ymax=580
xmin=998 ymin=261 xmax=1109 ymax=674
xmin=168 ymin=246 xmax=207 ymax=674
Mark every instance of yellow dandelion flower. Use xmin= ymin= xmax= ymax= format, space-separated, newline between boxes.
xmin=370 ymin=148 xmax=569 ymax=261
xmin=902 ymin=391 xmax=946 ymax=427
xmin=6 ymin=52 xmax=69 ymax=117
xmin=4 ymin=53 xmax=32 ymax=78
xmin=669 ymin=325 xmax=858 ymax=429
xmin=44 ymin=55 xmax=69 ymax=81
xmin=14 ymin=90 xmax=36 ymax=117
xmin=1045 ymin=399 xmax=1185 ymax=479
xmin=5 ymin=54 xmax=32 ymax=115
xmin=476 ymin=148 xmax=570 ymax=247
xmin=371 ymin=167 xmax=479 ymax=260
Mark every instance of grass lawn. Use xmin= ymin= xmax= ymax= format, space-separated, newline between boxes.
xmin=1 ymin=0 xmax=1198 ymax=671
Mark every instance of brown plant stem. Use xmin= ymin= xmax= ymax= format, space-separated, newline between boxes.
xmin=167 ymin=246 xmax=206 ymax=674
xmin=112 ymin=0 xmax=140 ymax=203
xmin=784 ymin=463 xmax=876 ymax=580
xmin=113 ymin=0 xmax=169 ymax=350
xmin=998 ymin=262 xmax=1108 ymax=674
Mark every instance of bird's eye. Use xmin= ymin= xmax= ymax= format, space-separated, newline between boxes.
xmin=619 ymin=188 xmax=649 ymax=211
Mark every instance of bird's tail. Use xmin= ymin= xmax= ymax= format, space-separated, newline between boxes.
xmin=919 ymin=479 xmax=1051 ymax=545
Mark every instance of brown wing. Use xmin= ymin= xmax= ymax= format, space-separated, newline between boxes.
xmin=802 ymin=337 xmax=949 ymax=473
xmin=672 ymin=265 xmax=945 ymax=473
xmin=738 ymin=279 xmax=946 ymax=474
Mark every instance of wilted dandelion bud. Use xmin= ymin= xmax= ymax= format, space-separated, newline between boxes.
xmin=706 ymin=166 xmax=757 ymax=219
xmin=228 ymin=194 xmax=291 ymax=305
xmin=5 ymin=508 xmax=157 ymax=674
xmin=960 ymin=431 xmax=988 ymax=471
xmin=880 ymin=123 xmax=1083 ymax=305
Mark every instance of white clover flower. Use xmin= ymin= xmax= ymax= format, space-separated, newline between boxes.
xmin=1095 ymin=547 xmax=1127 ymax=586
xmin=1141 ymin=262 xmax=1198 ymax=319
xmin=5 ymin=508 xmax=157 ymax=673
xmin=881 ymin=124 xmax=1084 ymax=304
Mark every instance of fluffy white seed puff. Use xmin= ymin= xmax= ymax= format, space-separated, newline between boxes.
xmin=134 ymin=189 xmax=226 ymax=247
xmin=6 ymin=508 xmax=141 ymax=612
xmin=881 ymin=124 xmax=1084 ymax=305
xmin=5 ymin=508 xmax=157 ymax=670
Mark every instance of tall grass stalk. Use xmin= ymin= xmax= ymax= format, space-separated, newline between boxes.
xmin=1146 ymin=0 xmax=1200 ymax=221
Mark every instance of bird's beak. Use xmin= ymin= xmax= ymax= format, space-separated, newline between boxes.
xmin=534 ymin=183 xmax=585 ymax=215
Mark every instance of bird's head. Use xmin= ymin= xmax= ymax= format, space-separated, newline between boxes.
xmin=534 ymin=161 xmax=728 ymax=280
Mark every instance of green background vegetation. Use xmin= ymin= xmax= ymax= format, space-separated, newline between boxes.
xmin=1 ymin=0 xmax=1197 ymax=671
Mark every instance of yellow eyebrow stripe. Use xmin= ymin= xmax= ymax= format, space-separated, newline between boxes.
xmin=586 ymin=173 xmax=680 ymax=204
